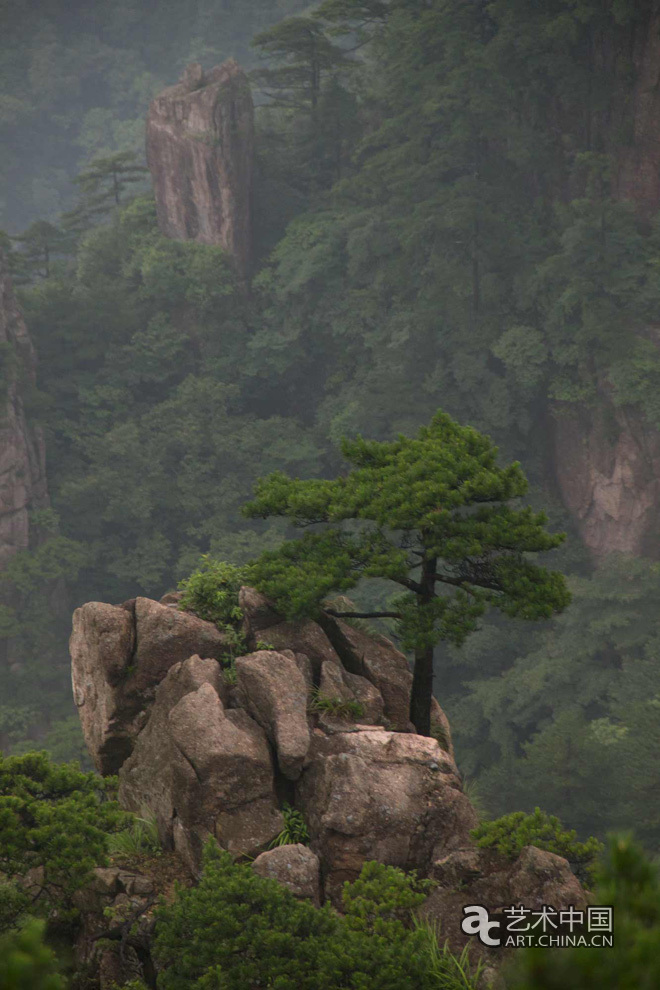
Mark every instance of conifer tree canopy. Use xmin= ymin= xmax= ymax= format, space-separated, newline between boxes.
xmin=246 ymin=410 xmax=571 ymax=735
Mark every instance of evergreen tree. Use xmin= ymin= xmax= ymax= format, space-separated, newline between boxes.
xmin=0 ymin=921 xmax=64 ymax=990
xmin=245 ymin=410 xmax=570 ymax=735
xmin=153 ymin=842 xmax=472 ymax=990
xmin=508 ymin=835 xmax=660 ymax=989
xmin=61 ymin=152 xmax=148 ymax=234
xmin=9 ymin=222 xmax=71 ymax=282
xmin=0 ymin=752 xmax=125 ymax=933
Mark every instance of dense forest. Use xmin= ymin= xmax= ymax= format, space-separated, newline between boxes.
xmin=3 ymin=1 xmax=660 ymax=982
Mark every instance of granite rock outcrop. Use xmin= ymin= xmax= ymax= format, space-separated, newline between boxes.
xmin=71 ymin=585 xmax=585 ymax=945
xmin=146 ymin=60 xmax=254 ymax=275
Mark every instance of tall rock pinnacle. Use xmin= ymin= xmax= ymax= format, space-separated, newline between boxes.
xmin=146 ymin=60 xmax=254 ymax=275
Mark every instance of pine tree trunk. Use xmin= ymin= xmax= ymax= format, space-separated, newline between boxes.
xmin=409 ymin=553 xmax=436 ymax=736
xmin=410 ymin=643 xmax=434 ymax=736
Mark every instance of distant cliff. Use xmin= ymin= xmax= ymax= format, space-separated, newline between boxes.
xmin=0 ymin=250 xmax=48 ymax=571
xmin=552 ymin=5 xmax=660 ymax=558
xmin=146 ymin=60 xmax=254 ymax=276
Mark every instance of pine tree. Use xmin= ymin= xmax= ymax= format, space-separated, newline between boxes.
xmin=245 ymin=410 xmax=570 ymax=735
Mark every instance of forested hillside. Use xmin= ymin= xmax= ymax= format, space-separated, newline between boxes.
xmin=0 ymin=0 xmax=309 ymax=230
xmin=2 ymin=0 xmax=660 ymax=855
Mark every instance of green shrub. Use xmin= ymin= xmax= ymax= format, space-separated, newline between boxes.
xmin=310 ymin=692 xmax=365 ymax=720
xmin=269 ymin=803 xmax=310 ymax=848
xmin=153 ymin=842 xmax=459 ymax=990
xmin=414 ymin=921 xmax=485 ymax=990
xmin=507 ymin=835 xmax=660 ymax=989
xmin=0 ymin=751 xmax=127 ymax=933
xmin=471 ymin=807 xmax=603 ymax=885
xmin=107 ymin=814 xmax=161 ymax=860
xmin=0 ymin=920 xmax=65 ymax=990
xmin=178 ymin=556 xmax=248 ymax=630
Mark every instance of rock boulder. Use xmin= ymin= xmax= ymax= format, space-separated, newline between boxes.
xmin=235 ymin=650 xmax=311 ymax=780
xmin=252 ymin=844 xmax=322 ymax=906
xmin=119 ymin=659 xmax=282 ymax=871
xmin=298 ymin=727 xmax=476 ymax=905
xmin=70 ymin=602 xmax=137 ymax=774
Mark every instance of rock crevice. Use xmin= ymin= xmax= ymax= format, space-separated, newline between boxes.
xmin=71 ymin=586 xmax=585 ymax=945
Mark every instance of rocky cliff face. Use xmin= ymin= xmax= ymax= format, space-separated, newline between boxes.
xmin=553 ymin=7 xmax=660 ymax=557
xmin=146 ymin=60 xmax=254 ymax=275
xmin=71 ymin=587 xmax=584 ymax=983
xmin=552 ymin=399 xmax=660 ymax=558
xmin=0 ymin=250 xmax=48 ymax=571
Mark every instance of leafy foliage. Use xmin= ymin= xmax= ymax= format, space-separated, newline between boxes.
xmin=0 ymin=920 xmax=65 ymax=990
xmin=178 ymin=556 xmax=247 ymax=629
xmin=246 ymin=410 xmax=569 ymax=733
xmin=269 ymin=803 xmax=310 ymax=847
xmin=471 ymin=808 xmax=603 ymax=886
xmin=507 ymin=835 xmax=660 ymax=989
xmin=154 ymin=842 xmax=480 ymax=990
xmin=0 ymin=752 xmax=126 ymax=933
xmin=310 ymin=692 xmax=365 ymax=719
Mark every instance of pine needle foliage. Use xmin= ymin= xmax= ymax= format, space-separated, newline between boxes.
xmin=0 ymin=752 xmax=126 ymax=934
xmin=245 ymin=410 xmax=570 ymax=734
xmin=0 ymin=920 xmax=65 ymax=990
xmin=153 ymin=842 xmax=476 ymax=990
xmin=507 ymin=835 xmax=660 ymax=989
xmin=471 ymin=808 xmax=602 ymax=886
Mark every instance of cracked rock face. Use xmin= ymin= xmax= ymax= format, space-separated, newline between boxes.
xmin=118 ymin=657 xmax=283 ymax=871
xmin=421 ymin=844 xmax=587 ymax=959
xmin=235 ymin=650 xmax=311 ymax=780
xmin=146 ymin=60 xmax=254 ymax=275
xmin=0 ymin=250 xmax=48 ymax=572
xmin=298 ymin=727 xmax=476 ymax=905
xmin=70 ymin=598 xmax=231 ymax=774
xmin=71 ymin=590 xmax=584 ymax=926
xmin=552 ymin=399 xmax=660 ymax=558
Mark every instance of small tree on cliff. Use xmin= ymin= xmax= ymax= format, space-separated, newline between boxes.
xmin=245 ymin=410 xmax=570 ymax=736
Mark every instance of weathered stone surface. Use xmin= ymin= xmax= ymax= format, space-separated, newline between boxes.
xmin=252 ymin=844 xmax=322 ymax=906
xmin=298 ymin=727 xmax=476 ymax=905
xmin=0 ymin=250 xmax=48 ymax=572
xmin=553 ymin=399 xmax=660 ymax=558
xmin=73 ymin=588 xmax=586 ymax=945
xmin=131 ymin=596 xmax=230 ymax=694
xmin=70 ymin=602 xmax=137 ymax=774
xmin=252 ymin=618 xmax=343 ymax=679
xmin=318 ymin=614 xmax=415 ymax=731
xmin=318 ymin=660 xmax=385 ymax=725
xmin=239 ymin=585 xmax=284 ymax=634
xmin=235 ymin=650 xmax=310 ymax=780
xmin=421 ymin=844 xmax=587 ymax=959
xmin=430 ymin=696 xmax=455 ymax=760
xmin=146 ymin=60 xmax=254 ymax=275
xmin=119 ymin=667 xmax=282 ymax=871
xmin=159 ymin=590 xmax=183 ymax=606
xmin=70 ymin=591 xmax=230 ymax=775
